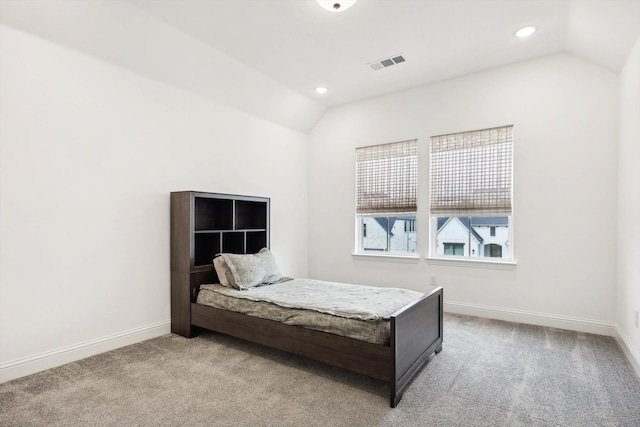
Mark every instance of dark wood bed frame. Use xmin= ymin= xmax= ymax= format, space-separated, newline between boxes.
xmin=170 ymin=191 xmax=444 ymax=407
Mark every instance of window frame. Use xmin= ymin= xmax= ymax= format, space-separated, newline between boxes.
xmin=354 ymin=139 xmax=418 ymax=257
xmin=428 ymin=126 xmax=515 ymax=265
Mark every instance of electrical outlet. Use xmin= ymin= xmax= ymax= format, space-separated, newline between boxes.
xmin=635 ymin=311 xmax=639 ymax=329
xmin=429 ymin=274 xmax=437 ymax=286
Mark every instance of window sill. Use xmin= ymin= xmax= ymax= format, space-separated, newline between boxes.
xmin=425 ymin=256 xmax=517 ymax=270
xmin=352 ymin=253 xmax=421 ymax=263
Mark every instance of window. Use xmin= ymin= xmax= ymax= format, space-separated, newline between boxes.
xmin=360 ymin=216 xmax=417 ymax=253
xmin=356 ymin=140 xmax=417 ymax=254
xmin=405 ymin=219 xmax=416 ymax=232
xmin=485 ymin=244 xmax=502 ymax=257
xmin=444 ymin=243 xmax=464 ymax=256
xmin=430 ymin=126 xmax=513 ymax=260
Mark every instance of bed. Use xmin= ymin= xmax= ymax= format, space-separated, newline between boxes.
xmin=173 ymin=246 xmax=443 ymax=408
xmin=170 ymin=191 xmax=443 ymax=407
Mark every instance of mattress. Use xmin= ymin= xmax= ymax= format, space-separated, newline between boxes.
xmin=196 ymin=279 xmax=423 ymax=345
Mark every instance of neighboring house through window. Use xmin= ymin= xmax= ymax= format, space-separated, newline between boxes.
xmin=430 ymin=126 xmax=513 ymax=260
xmin=356 ymin=139 xmax=418 ymax=254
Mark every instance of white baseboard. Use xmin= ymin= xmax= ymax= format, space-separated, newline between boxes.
xmin=3 ymin=309 xmax=638 ymax=383
xmin=444 ymin=301 xmax=640 ymax=377
xmin=0 ymin=320 xmax=171 ymax=383
xmin=444 ymin=301 xmax=616 ymax=336
xmin=614 ymin=325 xmax=640 ymax=377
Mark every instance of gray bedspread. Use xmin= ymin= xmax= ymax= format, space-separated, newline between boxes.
xmin=199 ymin=278 xmax=422 ymax=321
xmin=196 ymin=278 xmax=424 ymax=345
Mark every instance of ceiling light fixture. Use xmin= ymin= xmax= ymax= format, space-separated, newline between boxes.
xmin=316 ymin=0 xmax=357 ymax=13
xmin=315 ymin=87 xmax=328 ymax=94
xmin=515 ymin=26 xmax=536 ymax=38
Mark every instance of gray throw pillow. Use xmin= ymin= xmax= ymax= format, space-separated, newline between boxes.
xmin=213 ymin=248 xmax=282 ymax=290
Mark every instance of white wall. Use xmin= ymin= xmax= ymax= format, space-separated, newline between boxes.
xmin=308 ymin=53 xmax=619 ymax=331
xmin=0 ymin=0 xmax=325 ymax=134
xmin=0 ymin=24 xmax=308 ymax=380
xmin=617 ymin=37 xmax=640 ymax=372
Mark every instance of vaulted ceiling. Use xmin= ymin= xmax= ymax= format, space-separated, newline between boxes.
xmin=131 ymin=0 xmax=640 ymax=107
xmin=2 ymin=0 xmax=639 ymax=132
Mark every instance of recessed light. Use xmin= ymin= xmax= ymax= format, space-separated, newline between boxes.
xmin=316 ymin=0 xmax=357 ymax=13
xmin=315 ymin=87 xmax=328 ymax=94
xmin=515 ymin=26 xmax=536 ymax=38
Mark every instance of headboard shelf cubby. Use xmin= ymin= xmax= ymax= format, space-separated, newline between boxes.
xmin=170 ymin=191 xmax=270 ymax=336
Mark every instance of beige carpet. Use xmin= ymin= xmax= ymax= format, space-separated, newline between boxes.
xmin=1 ymin=313 xmax=639 ymax=426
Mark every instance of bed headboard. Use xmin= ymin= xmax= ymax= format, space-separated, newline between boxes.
xmin=171 ymin=191 xmax=270 ymax=337
xmin=189 ymin=269 xmax=219 ymax=301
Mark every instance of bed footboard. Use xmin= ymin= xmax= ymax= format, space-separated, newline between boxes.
xmin=190 ymin=286 xmax=442 ymax=409
xmin=389 ymin=286 xmax=443 ymax=407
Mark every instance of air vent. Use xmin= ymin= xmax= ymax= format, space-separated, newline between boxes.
xmin=369 ymin=54 xmax=406 ymax=71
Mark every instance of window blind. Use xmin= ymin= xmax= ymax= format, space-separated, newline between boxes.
xmin=430 ymin=125 xmax=512 ymax=215
xmin=356 ymin=139 xmax=417 ymax=214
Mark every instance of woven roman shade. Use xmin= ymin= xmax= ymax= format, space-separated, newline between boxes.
xmin=356 ymin=139 xmax=417 ymax=214
xmin=430 ymin=125 xmax=513 ymax=215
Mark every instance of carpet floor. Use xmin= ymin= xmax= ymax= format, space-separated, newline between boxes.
xmin=1 ymin=313 xmax=639 ymax=426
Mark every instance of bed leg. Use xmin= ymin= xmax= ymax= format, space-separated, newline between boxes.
xmin=435 ymin=344 xmax=443 ymax=354
xmin=390 ymin=392 xmax=403 ymax=408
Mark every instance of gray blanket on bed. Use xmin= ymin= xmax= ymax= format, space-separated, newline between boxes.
xmin=199 ymin=278 xmax=422 ymax=321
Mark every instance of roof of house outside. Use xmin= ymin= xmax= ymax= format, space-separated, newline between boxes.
xmin=470 ymin=217 xmax=509 ymax=226
xmin=372 ymin=216 xmax=415 ymax=237
xmin=374 ymin=217 xmax=395 ymax=236
xmin=436 ymin=217 xmax=489 ymax=244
